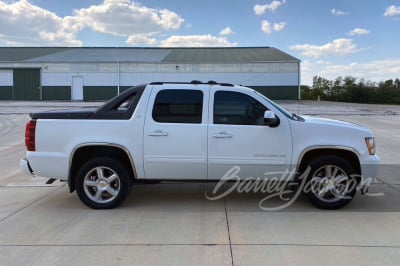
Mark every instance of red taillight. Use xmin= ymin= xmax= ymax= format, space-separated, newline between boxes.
xmin=25 ymin=120 xmax=37 ymax=151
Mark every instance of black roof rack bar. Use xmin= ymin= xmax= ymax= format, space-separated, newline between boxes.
xmin=149 ymin=81 xmax=234 ymax=87
xmin=218 ymin=83 xmax=234 ymax=87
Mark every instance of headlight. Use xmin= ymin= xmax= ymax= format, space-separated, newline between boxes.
xmin=365 ymin=137 xmax=376 ymax=155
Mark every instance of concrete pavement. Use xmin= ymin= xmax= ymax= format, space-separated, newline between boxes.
xmin=0 ymin=101 xmax=399 ymax=265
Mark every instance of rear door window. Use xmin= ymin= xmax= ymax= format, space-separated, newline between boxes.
xmin=152 ymin=89 xmax=203 ymax=123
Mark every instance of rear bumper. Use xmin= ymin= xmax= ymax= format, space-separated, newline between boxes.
xmin=20 ymin=158 xmax=34 ymax=176
xmin=22 ymin=151 xmax=69 ymax=180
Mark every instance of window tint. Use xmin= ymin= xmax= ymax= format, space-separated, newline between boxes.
xmin=153 ymin=89 xmax=203 ymax=123
xmin=214 ymin=91 xmax=267 ymax=125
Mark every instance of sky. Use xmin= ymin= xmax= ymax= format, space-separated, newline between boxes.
xmin=0 ymin=0 xmax=399 ymax=85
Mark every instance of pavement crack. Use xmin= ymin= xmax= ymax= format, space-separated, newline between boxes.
xmin=1 ymin=243 xmax=399 ymax=249
xmin=386 ymin=184 xmax=400 ymax=193
xmin=230 ymin=243 xmax=400 ymax=248
xmin=376 ymin=178 xmax=400 ymax=193
xmin=0 ymin=243 xmax=231 ymax=247
xmin=224 ymin=197 xmax=235 ymax=266
xmin=0 ymin=185 xmax=65 ymax=222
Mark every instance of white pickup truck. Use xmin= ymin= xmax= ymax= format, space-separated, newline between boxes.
xmin=21 ymin=81 xmax=380 ymax=209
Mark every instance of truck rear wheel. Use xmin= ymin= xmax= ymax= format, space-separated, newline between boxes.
xmin=305 ymin=155 xmax=358 ymax=210
xmin=75 ymin=157 xmax=132 ymax=209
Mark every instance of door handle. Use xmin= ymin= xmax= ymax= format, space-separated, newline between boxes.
xmin=213 ymin=132 xmax=233 ymax=138
xmin=148 ymin=130 xmax=168 ymax=136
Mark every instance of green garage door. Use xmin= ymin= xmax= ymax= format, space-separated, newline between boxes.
xmin=13 ymin=68 xmax=41 ymax=100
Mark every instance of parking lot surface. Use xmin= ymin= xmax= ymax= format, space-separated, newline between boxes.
xmin=0 ymin=101 xmax=399 ymax=265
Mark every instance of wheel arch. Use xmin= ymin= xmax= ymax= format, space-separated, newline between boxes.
xmin=296 ymin=146 xmax=361 ymax=177
xmin=68 ymin=143 xmax=137 ymax=192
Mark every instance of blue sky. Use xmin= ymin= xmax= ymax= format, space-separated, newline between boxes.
xmin=0 ymin=0 xmax=399 ymax=85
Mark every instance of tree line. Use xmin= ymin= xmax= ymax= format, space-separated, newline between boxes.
xmin=301 ymin=76 xmax=400 ymax=104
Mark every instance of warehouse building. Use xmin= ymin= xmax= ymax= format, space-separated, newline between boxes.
xmin=0 ymin=47 xmax=300 ymax=101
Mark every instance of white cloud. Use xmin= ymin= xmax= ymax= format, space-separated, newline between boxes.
xmin=300 ymin=60 xmax=314 ymax=85
xmin=126 ymin=35 xmax=158 ymax=45
xmin=72 ymin=0 xmax=184 ymax=37
xmin=0 ymin=0 xmax=81 ymax=45
xmin=220 ymin=27 xmax=235 ymax=36
xmin=254 ymin=0 xmax=285 ymax=16
xmin=290 ymin=38 xmax=359 ymax=58
xmin=384 ymin=5 xmax=400 ymax=17
xmin=301 ymin=59 xmax=400 ymax=85
xmin=331 ymin=8 xmax=349 ymax=16
xmin=273 ymin=22 xmax=286 ymax=32
xmin=320 ymin=60 xmax=400 ymax=79
xmin=262 ymin=20 xmax=287 ymax=34
xmin=261 ymin=20 xmax=272 ymax=34
xmin=349 ymin=28 xmax=370 ymax=36
xmin=160 ymin=35 xmax=237 ymax=47
xmin=0 ymin=0 xmax=185 ymax=46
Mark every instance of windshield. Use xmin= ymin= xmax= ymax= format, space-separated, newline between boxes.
xmin=254 ymin=91 xmax=295 ymax=120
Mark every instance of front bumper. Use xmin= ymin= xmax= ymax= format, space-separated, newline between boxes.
xmin=360 ymin=155 xmax=381 ymax=180
xmin=20 ymin=158 xmax=34 ymax=176
xmin=358 ymin=155 xmax=380 ymax=194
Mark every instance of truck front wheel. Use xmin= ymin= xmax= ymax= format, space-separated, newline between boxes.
xmin=305 ymin=155 xmax=358 ymax=210
xmin=75 ymin=157 xmax=132 ymax=209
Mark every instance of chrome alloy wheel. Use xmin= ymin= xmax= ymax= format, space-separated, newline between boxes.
xmin=310 ymin=165 xmax=353 ymax=203
xmin=83 ymin=166 xmax=121 ymax=204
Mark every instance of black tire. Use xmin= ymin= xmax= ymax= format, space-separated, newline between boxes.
xmin=304 ymin=155 xmax=358 ymax=210
xmin=75 ymin=157 xmax=132 ymax=209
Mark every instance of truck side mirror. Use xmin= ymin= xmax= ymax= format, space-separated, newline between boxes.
xmin=264 ymin=110 xmax=280 ymax=127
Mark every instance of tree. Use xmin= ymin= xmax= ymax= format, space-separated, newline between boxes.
xmin=395 ymin=78 xmax=400 ymax=89
xmin=304 ymin=76 xmax=400 ymax=104
xmin=334 ymin=76 xmax=342 ymax=87
xmin=343 ymin=76 xmax=356 ymax=88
